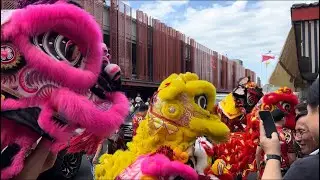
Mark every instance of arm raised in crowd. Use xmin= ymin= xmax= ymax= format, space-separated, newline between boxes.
xmin=259 ymin=121 xmax=282 ymax=180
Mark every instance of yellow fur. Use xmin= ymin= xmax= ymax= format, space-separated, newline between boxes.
xmin=211 ymin=159 xmax=229 ymax=175
xmin=218 ymin=93 xmax=242 ymax=119
xmin=95 ymin=73 xmax=230 ymax=179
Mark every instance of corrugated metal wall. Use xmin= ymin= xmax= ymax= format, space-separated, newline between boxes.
xmin=2 ymin=0 xmax=258 ymax=92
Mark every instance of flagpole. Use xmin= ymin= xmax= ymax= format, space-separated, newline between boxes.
xmin=265 ymin=61 xmax=268 ymax=83
xmin=260 ymin=61 xmax=263 ymax=85
xmin=263 ymin=50 xmax=272 ymax=85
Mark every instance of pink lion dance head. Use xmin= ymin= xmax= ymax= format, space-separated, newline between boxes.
xmin=1 ymin=0 xmax=128 ymax=179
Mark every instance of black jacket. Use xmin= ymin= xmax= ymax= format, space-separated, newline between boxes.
xmin=284 ymin=153 xmax=319 ymax=180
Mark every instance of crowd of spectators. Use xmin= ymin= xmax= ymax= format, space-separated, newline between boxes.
xmin=260 ymin=79 xmax=319 ymax=180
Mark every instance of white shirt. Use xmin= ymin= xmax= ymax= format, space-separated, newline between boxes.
xmin=310 ymin=149 xmax=319 ymax=155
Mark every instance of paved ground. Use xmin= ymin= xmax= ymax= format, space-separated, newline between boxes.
xmin=74 ymin=156 xmax=93 ymax=180
xmin=74 ymin=140 xmax=110 ymax=180
xmin=37 ymin=155 xmax=93 ymax=180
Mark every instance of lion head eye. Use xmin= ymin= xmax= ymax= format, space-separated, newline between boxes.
xmin=280 ymin=101 xmax=291 ymax=112
xmin=195 ymin=95 xmax=207 ymax=109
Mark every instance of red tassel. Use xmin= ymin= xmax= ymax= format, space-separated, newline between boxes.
xmin=67 ymin=130 xmax=104 ymax=155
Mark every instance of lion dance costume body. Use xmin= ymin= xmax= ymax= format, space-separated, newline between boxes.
xmin=216 ymin=77 xmax=263 ymax=132
xmin=189 ymin=77 xmax=263 ymax=178
xmin=1 ymin=1 xmax=129 ymax=179
xmin=95 ymin=73 xmax=230 ymax=179
xmin=207 ymin=87 xmax=298 ymax=179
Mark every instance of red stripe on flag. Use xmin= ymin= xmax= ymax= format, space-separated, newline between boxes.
xmin=262 ymin=54 xmax=275 ymax=62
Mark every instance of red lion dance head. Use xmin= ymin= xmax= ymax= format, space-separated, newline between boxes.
xmin=253 ymin=87 xmax=298 ymax=129
xmin=210 ymin=87 xmax=298 ymax=179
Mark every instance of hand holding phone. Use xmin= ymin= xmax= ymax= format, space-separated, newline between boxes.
xmin=259 ymin=111 xmax=278 ymax=139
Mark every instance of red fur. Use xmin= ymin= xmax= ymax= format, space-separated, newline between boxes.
xmin=1 ymin=2 xmax=103 ymax=90
xmin=263 ymin=92 xmax=298 ymax=129
xmin=67 ymin=130 xmax=104 ymax=155
xmin=211 ymin=89 xmax=298 ymax=179
xmin=262 ymin=92 xmax=298 ymax=107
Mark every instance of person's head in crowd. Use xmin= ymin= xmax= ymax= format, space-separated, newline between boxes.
xmin=295 ymin=101 xmax=307 ymax=115
xmin=135 ymin=104 xmax=148 ymax=118
xmin=135 ymin=96 xmax=143 ymax=103
xmin=305 ymin=79 xmax=319 ymax=142
xmin=294 ymin=103 xmax=318 ymax=155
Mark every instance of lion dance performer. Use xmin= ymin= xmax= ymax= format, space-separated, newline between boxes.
xmin=190 ymin=77 xmax=263 ymax=177
xmin=95 ymin=72 xmax=230 ymax=179
xmin=1 ymin=1 xmax=128 ymax=179
xmin=206 ymin=87 xmax=298 ymax=180
xmin=216 ymin=77 xmax=263 ymax=132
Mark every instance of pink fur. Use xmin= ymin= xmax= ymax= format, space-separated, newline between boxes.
xmin=1 ymin=2 xmax=130 ymax=178
xmin=37 ymin=103 xmax=74 ymax=153
xmin=1 ymin=98 xmax=34 ymax=111
xmin=1 ymin=2 xmax=103 ymax=90
xmin=1 ymin=119 xmax=39 ymax=180
xmin=141 ymin=154 xmax=198 ymax=180
xmin=1 ymin=88 xmax=129 ymax=178
xmin=1 ymin=88 xmax=129 ymax=152
xmin=49 ymin=88 xmax=129 ymax=137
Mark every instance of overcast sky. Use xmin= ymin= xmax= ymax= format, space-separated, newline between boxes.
xmin=123 ymin=0 xmax=314 ymax=85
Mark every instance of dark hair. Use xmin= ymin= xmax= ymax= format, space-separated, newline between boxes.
xmin=18 ymin=0 xmax=58 ymax=8
xmin=137 ymin=104 xmax=148 ymax=112
xmin=295 ymin=110 xmax=308 ymax=122
xmin=296 ymin=102 xmax=307 ymax=113
xmin=18 ymin=0 xmax=83 ymax=8
xmin=67 ymin=0 xmax=83 ymax=8
xmin=307 ymin=78 xmax=319 ymax=109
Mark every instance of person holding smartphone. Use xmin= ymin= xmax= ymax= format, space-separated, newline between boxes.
xmin=256 ymin=110 xmax=296 ymax=178
xmin=259 ymin=79 xmax=319 ymax=180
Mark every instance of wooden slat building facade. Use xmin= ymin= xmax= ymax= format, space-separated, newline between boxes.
xmin=1 ymin=0 xmax=258 ymax=97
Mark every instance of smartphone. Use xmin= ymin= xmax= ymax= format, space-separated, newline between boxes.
xmin=259 ymin=111 xmax=278 ymax=138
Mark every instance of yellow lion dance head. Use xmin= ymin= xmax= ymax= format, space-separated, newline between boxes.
xmin=147 ymin=72 xmax=230 ymax=142
xmin=95 ymin=72 xmax=230 ymax=179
